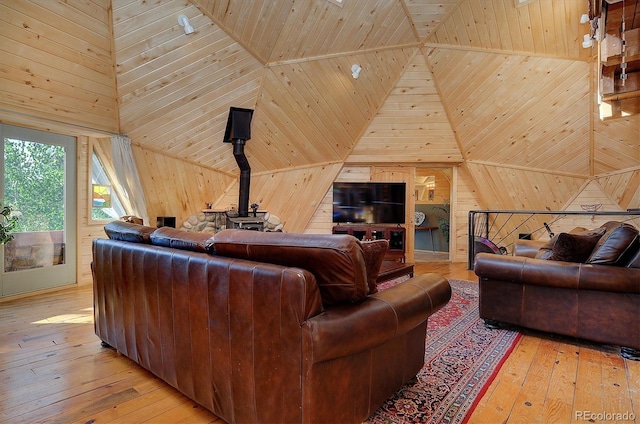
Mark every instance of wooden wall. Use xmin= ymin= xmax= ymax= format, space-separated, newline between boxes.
xmin=132 ymin=145 xmax=237 ymax=227
xmin=0 ymin=1 xmax=118 ymax=134
xmin=454 ymin=165 xmax=484 ymax=262
xmin=214 ymin=163 xmax=344 ymax=233
xmin=76 ymin=137 xmax=97 ymax=286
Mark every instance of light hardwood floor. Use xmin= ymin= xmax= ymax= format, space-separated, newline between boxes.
xmin=1 ymin=262 xmax=638 ymax=423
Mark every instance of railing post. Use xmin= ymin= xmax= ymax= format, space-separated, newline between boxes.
xmin=468 ymin=211 xmax=475 ymax=270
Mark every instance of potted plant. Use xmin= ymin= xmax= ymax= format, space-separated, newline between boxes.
xmin=1 ymin=204 xmax=19 ymax=245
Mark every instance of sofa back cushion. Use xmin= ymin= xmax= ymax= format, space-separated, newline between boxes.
xmin=360 ymin=239 xmax=389 ymax=294
xmin=586 ymin=221 xmax=639 ymax=266
xmin=150 ymin=226 xmax=215 ymax=253
xmin=626 ymin=247 xmax=640 ymax=268
xmin=212 ymin=230 xmax=368 ymax=306
xmin=104 ymin=221 xmax=156 ymax=243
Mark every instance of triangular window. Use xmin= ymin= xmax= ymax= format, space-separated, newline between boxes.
xmin=91 ymin=148 xmax=125 ymax=221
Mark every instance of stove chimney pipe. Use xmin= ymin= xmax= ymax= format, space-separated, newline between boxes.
xmin=223 ymin=107 xmax=254 ymax=217
xmin=233 ymin=140 xmax=250 ymax=217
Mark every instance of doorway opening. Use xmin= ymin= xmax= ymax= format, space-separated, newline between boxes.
xmin=414 ymin=167 xmax=451 ymax=262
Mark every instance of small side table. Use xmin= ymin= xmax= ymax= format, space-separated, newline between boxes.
xmin=415 ymin=226 xmax=438 ymax=252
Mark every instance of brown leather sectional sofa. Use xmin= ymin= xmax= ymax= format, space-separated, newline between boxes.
xmin=92 ymin=222 xmax=451 ymax=423
xmin=474 ymin=221 xmax=640 ymax=359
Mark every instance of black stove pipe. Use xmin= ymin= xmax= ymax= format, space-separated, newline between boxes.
xmin=232 ymin=139 xmax=250 ymax=217
xmin=223 ymin=107 xmax=254 ymax=218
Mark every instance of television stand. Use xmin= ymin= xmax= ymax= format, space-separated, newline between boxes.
xmin=332 ymin=224 xmax=406 ymax=262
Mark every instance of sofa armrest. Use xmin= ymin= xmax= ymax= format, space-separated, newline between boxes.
xmin=306 ymin=273 xmax=451 ymax=363
xmin=474 ymin=253 xmax=640 ymax=293
xmin=513 ymin=240 xmax=546 ymax=258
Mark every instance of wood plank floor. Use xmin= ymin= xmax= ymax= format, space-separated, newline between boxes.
xmin=1 ymin=262 xmax=638 ymax=423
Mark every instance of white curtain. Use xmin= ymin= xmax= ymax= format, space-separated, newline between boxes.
xmin=111 ymin=135 xmax=150 ymax=226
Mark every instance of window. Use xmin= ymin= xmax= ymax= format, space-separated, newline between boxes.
xmin=91 ymin=148 xmax=125 ymax=221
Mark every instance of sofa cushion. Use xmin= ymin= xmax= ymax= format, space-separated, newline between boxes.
xmin=212 ymin=230 xmax=368 ymax=306
xmin=150 ymin=226 xmax=215 ymax=253
xmin=360 ymin=239 xmax=389 ymax=294
xmin=586 ymin=222 xmax=639 ymax=266
xmin=626 ymin=247 xmax=640 ymax=268
xmin=535 ymin=226 xmax=605 ymax=260
xmin=546 ymin=231 xmax=604 ymax=263
xmin=104 ymin=221 xmax=156 ymax=243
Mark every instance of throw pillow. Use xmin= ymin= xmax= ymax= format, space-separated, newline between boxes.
xmin=104 ymin=221 xmax=156 ymax=243
xmin=535 ymin=226 xmax=605 ymax=260
xmin=150 ymin=226 xmax=215 ymax=253
xmin=212 ymin=230 xmax=368 ymax=306
xmin=547 ymin=231 xmax=604 ymax=263
xmin=534 ymin=237 xmax=556 ymax=260
xmin=360 ymin=239 xmax=389 ymax=294
xmin=586 ymin=222 xmax=639 ymax=266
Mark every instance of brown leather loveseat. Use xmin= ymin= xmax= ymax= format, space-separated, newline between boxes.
xmin=92 ymin=222 xmax=451 ymax=423
xmin=474 ymin=221 xmax=640 ymax=360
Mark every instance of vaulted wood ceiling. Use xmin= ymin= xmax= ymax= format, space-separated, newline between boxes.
xmin=2 ymin=0 xmax=638 ymax=264
xmin=112 ymin=0 xmax=639 ymax=181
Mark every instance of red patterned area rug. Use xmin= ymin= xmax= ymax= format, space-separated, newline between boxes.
xmin=365 ymin=278 xmax=521 ymax=424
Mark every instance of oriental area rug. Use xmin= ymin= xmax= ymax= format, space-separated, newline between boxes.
xmin=365 ymin=278 xmax=521 ymax=424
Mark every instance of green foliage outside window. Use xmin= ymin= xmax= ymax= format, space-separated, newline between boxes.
xmin=3 ymin=139 xmax=65 ymax=232
xmin=92 ymin=207 xmax=115 ymax=221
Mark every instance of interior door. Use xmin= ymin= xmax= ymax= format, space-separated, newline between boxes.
xmin=1 ymin=124 xmax=76 ymax=297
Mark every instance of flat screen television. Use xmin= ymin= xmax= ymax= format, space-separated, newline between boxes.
xmin=332 ymin=182 xmax=406 ymax=224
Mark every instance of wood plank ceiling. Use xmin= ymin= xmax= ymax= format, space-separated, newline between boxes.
xmin=109 ymin=0 xmax=639 ymax=227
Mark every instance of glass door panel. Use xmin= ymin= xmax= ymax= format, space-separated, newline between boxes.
xmin=1 ymin=124 xmax=76 ymax=297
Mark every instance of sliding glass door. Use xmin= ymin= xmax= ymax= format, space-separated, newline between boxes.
xmin=1 ymin=124 xmax=76 ymax=297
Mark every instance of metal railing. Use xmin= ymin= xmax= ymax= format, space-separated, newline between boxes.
xmin=468 ymin=209 xmax=640 ymax=269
